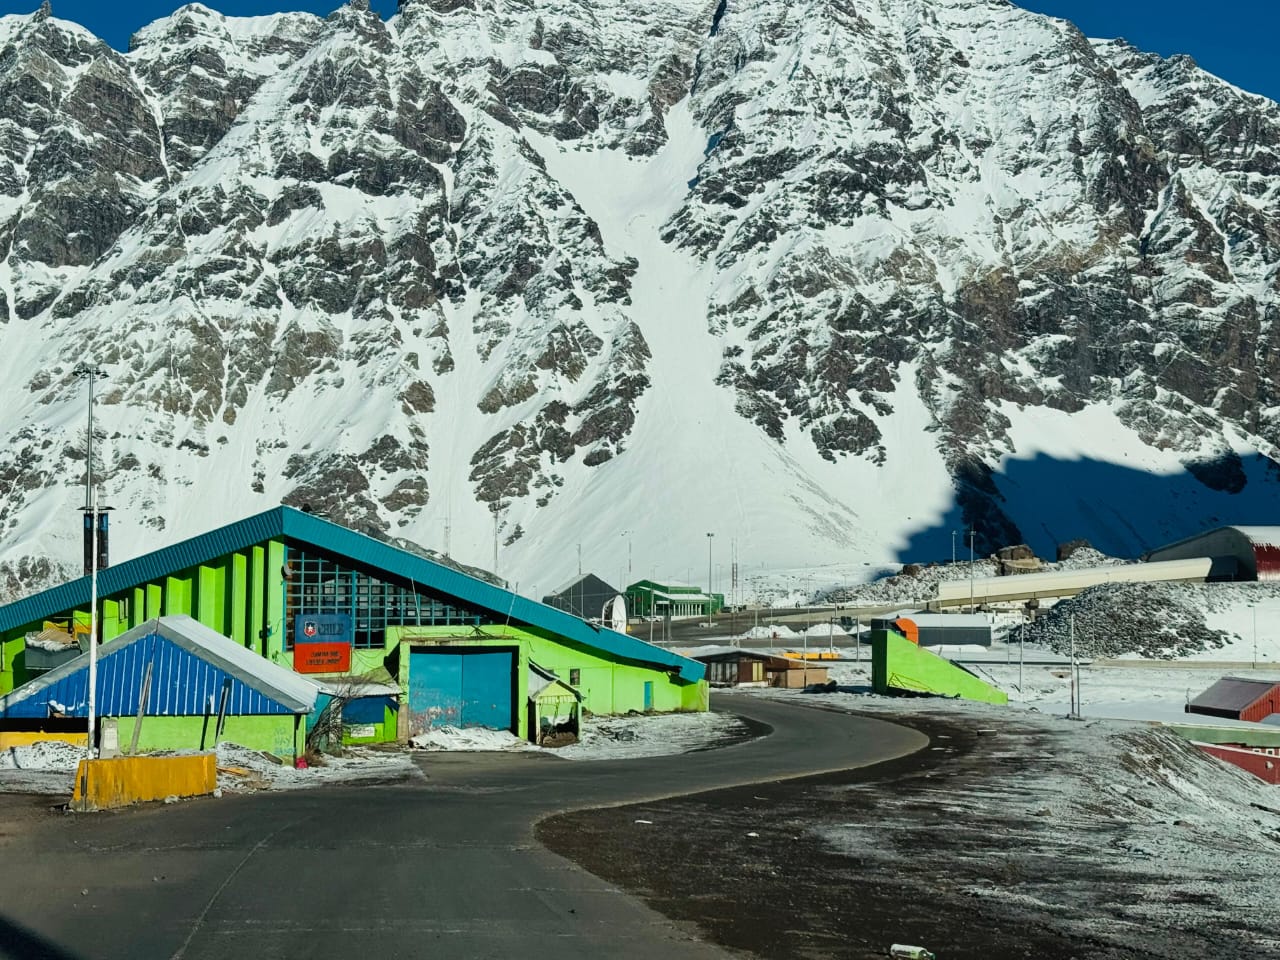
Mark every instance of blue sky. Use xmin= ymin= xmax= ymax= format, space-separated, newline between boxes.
xmin=6 ymin=0 xmax=1279 ymax=103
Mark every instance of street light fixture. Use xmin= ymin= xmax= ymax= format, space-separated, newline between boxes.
xmin=967 ymin=527 xmax=976 ymax=613
xmin=706 ymin=532 xmax=714 ymax=627
xmin=72 ymin=361 xmax=106 ymax=761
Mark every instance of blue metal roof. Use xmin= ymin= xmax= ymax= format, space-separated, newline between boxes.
xmin=0 ymin=507 xmax=705 ymax=683
xmin=0 ymin=616 xmax=318 ymax=719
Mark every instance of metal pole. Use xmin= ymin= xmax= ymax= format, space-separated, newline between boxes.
xmin=1253 ymin=607 xmax=1258 ymax=670
xmin=87 ymin=490 xmax=99 ymax=759
xmin=951 ymin=530 xmax=956 ymax=566
xmin=855 ymin=615 xmax=861 ymax=664
xmin=1069 ymin=613 xmax=1076 ymax=718
xmin=706 ymin=532 xmax=714 ymax=627
xmin=1019 ymin=617 xmax=1024 ymax=693
xmin=85 ymin=371 xmax=94 ymax=508
xmin=968 ymin=528 xmax=975 ymax=613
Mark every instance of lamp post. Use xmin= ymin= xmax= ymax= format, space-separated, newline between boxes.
xmin=73 ymin=362 xmax=106 ymax=759
xmin=706 ymin=532 xmax=714 ymax=626
xmin=951 ymin=529 xmax=956 ymax=566
xmin=967 ymin=527 xmax=976 ymax=613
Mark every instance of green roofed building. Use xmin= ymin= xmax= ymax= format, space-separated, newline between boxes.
xmin=0 ymin=507 xmax=707 ymax=750
xmin=626 ymin=580 xmax=725 ymax=619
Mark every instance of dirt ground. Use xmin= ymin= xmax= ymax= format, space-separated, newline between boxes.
xmin=537 ymin=707 xmax=1277 ymax=960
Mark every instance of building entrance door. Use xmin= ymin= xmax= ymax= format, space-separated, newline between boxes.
xmin=408 ymin=648 xmax=515 ymax=735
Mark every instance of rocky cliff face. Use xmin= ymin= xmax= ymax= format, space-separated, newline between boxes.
xmin=0 ymin=0 xmax=1276 ymax=595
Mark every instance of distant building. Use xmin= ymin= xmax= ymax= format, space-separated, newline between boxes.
xmin=876 ymin=612 xmax=993 ymax=647
xmin=627 ymin=580 xmax=724 ymax=619
xmin=0 ymin=507 xmax=708 ymax=752
xmin=1145 ymin=526 xmax=1280 ymax=581
xmin=542 ymin=574 xmax=623 ymax=622
xmin=689 ymin=648 xmax=829 ymax=688
xmin=1186 ymin=677 xmax=1280 ymax=723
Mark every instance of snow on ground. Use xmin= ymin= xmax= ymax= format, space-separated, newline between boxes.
xmin=823 ymin=651 xmax=1280 ymax=728
xmin=410 ymin=726 xmax=534 ymax=752
xmin=756 ymin=689 xmax=1280 ymax=955
xmin=215 ymin=743 xmax=418 ymax=792
xmin=0 ymin=741 xmax=84 ymax=795
xmin=552 ymin=711 xmax=754 ymax=760
xmin=410 ymin=712 xmax=756 ymax=760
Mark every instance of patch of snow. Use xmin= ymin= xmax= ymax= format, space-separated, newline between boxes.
xmin=215 ymin=742 xmax=418 ymax=792
xmin=0 ymin=741 xmax=83 ymax=771
xmin=409 ymin=726 xmax=535 ymax=752
xmin=551 ymin=710 xmax=753 ymax=760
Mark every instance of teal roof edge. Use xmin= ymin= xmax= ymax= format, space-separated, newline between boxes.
xmin=0 ymin=507 xmax=705 ymax=683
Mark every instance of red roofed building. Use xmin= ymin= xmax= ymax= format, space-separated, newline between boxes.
xmin=1145 ymin=526 xmax=1280 ymax=581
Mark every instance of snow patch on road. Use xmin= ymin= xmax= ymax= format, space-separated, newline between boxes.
xmin=551 ymin=711 xmax=755 ymax=760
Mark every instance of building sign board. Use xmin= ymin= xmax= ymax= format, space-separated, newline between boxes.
xmin=294 ymin=614 xmax=352 ymax=674
xmin=295 ymin=613 xmax=352 ymax=644
xmin=295 ymin=642 xmax=352 ymax=674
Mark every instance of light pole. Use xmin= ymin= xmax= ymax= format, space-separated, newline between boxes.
xmin=967 ymin=527 xmax=976 ymax=612
xmin=706 ymin=532 xmax=714 ymax=626
xmin=951 ymin=530 xmax=956 ymax=566
xmin=73 ymin=362 xmax=106 ymax=760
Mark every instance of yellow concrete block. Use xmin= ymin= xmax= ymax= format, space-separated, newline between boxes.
xmin=0 ymin=732 xmax=88 ymax=750
xmin=72 ymin=754 xmax=217 ymax=811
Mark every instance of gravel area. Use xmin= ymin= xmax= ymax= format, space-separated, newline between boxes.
xmin=540 ymin=696 xmax=1280 ymax=960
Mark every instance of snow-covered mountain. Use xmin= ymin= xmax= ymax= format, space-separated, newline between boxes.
xmin=0 ymin=0 xmax=1278 ymax=600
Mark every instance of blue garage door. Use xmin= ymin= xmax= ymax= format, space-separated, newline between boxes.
xmin=408 ymin=650 xmax=514 ymax=734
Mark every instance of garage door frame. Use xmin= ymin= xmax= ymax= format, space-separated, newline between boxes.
xmin=407 ymin=645 xmax=520 ymax=735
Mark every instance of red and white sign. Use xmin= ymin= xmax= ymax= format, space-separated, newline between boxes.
xmin=295 ymin=642 xmax=352 ymax=674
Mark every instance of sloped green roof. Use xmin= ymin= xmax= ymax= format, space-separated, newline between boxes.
xmin=0 ymin=507 xmax=704 ymax=682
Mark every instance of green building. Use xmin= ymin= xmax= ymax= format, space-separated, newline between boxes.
xmin=626 ymin=579 xmax=724 ymax=619
xmin=0 ymin=507 xmax=707 ymax=748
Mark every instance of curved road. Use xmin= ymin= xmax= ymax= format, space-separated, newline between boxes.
xmin=0 ymin=697 xmax=926 ymax=960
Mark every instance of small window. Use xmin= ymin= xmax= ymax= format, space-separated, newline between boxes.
xmin=569 ymin=668 xmax=581 ymax=686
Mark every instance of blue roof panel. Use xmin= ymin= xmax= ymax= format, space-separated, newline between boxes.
xmin=0 ymin=622 xmax=308 ymax=719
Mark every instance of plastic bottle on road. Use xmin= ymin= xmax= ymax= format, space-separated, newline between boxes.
xmin=889 ymin=946 xmax=936 ymax=960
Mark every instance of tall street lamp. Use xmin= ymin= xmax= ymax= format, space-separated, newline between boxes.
xmin=705 ymin=532 xmax=715 ymax=626
xmin=73 ymin=361 xmax=106 ymax=760
xmin=967 ymin=527 xmax=976 ymax=612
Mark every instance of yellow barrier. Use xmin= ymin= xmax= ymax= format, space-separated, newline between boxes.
xmin=72 ymin=754 xmax=217 ymax=811
xmin=0 ymin=732 xmax=87 ymax=750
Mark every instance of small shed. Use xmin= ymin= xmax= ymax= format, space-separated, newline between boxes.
xmin=690 ymin=648 xmax=829 ymax=689
xmin=1186 ymin=677 xmax=1280 ymax=723
xmin=0 ymin=616 xmax=319 ymax=757
xmin=527 ymin=662 xmax=582 ymax=744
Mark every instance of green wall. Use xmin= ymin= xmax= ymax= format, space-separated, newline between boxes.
xmin=871 ymin=628 xmax=1008 ymax=705
xmin=0 ymin=538 xmax=291 ymax=694
xmin=113 ymin=714 xmax=301 ymax=757
xmin=389 ymin=624 xmax=708 ymax=741
xmin=1165 ymin=723 xmax=1280 ymax=748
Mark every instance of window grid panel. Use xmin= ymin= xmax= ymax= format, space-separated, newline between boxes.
xmin=284 ymin=546 xmax=493 ymax=652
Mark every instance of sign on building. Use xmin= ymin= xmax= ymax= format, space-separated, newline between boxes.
xmin=294 ymin=613 xmax=352 ymax=674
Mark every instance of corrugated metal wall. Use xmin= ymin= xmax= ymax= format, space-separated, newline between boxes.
xmin=1 ymin=632 xmax=294 ymax=719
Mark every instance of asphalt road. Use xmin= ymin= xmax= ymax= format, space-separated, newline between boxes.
xmin=0 ymin=697 xmax=926 ymax=960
